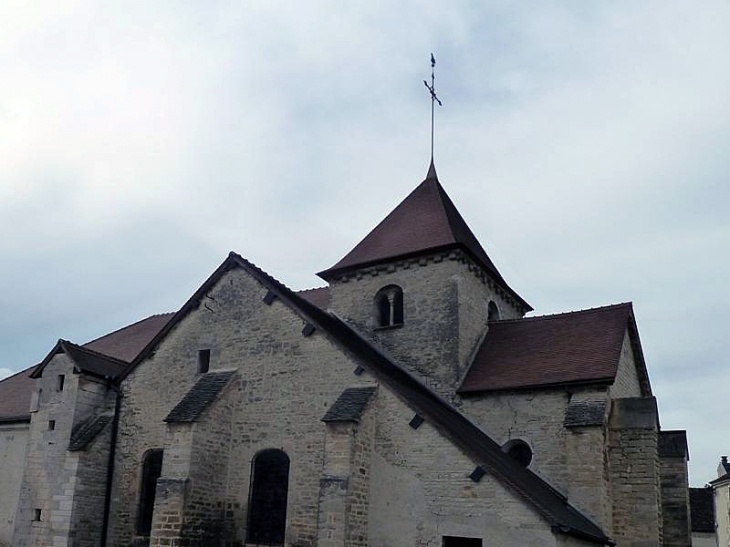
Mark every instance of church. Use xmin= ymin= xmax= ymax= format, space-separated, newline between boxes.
xmin=0 ymin=163 xmax=691 ymax=546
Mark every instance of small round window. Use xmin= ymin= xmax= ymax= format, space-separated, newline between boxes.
xmin=502 ymin=439 xmax=532 ymax=468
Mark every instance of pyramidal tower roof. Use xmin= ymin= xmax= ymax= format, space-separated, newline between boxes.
xmin=318 ymin=165 xmax=531 ymax=311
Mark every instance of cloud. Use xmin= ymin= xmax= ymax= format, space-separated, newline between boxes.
xmin=1 ymin=0 xmax=728 ymax=484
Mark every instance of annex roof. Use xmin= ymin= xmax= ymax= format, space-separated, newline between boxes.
xmin=459 ymin=303 xmax=651 ymax=395
xmin=143 ymin=251 xmax=607 ymax=544
xmin=317 ymin=172 xmax=530 ymax=311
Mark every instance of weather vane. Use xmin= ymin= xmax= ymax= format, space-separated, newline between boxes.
xmin=423 ymin=53 xmax=442 ymax=163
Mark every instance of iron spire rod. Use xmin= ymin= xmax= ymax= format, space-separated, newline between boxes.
xmin=423 ymin=53 xmax=442 ymax=163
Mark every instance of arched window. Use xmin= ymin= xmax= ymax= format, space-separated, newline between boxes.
xmin=247 ymin=449 xmax=290 ymax=545
xmin=375 ymin=285 xmax=404 ymax=328
xmin=488 ymin=301 xmax=500 ymax=322
xmin=502 ymin=439 xmax=532 ymax=468
xmin=137 ymin=449 xmax=164 ymax=536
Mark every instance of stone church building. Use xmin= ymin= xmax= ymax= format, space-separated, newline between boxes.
xmin=0 ymin=165 xmax=691 ymax=546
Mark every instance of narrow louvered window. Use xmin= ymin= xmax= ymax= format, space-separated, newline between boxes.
xmin=247 ymin=449 xmax=290 ymax=545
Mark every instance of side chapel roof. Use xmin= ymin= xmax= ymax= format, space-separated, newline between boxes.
xmin=459 ymin=303 xmax=651 ymax=395
xmin=317 ymin=170 xmax=531 ymax=311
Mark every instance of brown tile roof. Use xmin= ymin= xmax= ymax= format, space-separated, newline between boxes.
xmin=459 ymin=303 xmax=647 ymax=393
xmin=0 ymin=367 xmax=36 ymax=423
xmin=84 ymin=313 xmax=175 ymax=362
xmin=297 ymin=287 xmax=329 ymax=310
xmin=317 ymin=174 xmax=530 ymax=311
xmin=0 ymin=313 xmax=174 ymax=423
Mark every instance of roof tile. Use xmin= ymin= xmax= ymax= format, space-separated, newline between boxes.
xmin=460 ymin=304 xmax=632 ymax=393
xmin=322 ymin=386 xmax=377 ymax=422
xmin=165 ymin=371 xmax=236 ymax=423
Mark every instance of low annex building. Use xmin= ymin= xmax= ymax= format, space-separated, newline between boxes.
xmin=0 ymin=165 xmax=691 ymax=546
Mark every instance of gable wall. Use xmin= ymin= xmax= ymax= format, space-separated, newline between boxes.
xmin=0 ymin=422 xmax=28 ymax=547
xmin=328 ymin=252 xmax=520 ymax=398
xmin=109 ymin=267 xmax=374 ymax=546
xmin=608 ymin=329 xmax=642 ymax=399
xmin=367 ymin=387 xmax=587 ymax=547
xmin=457 ymin=387 xmax=612 ymax=531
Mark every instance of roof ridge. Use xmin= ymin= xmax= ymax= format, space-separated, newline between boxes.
xmin=494 ymin=302 xmax=633 ymax=324
xmin=61 ymin=340 xmax=131 ymax=366
xmin=296 ymin=286 xmax=328 ymax=294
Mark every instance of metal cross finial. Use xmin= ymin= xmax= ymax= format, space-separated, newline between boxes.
xmin=423 ymin=53 xmax=442 ymax=163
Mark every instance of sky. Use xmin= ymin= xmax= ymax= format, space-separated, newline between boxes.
xmin=1 ymin=1 xmax=728 ymax=486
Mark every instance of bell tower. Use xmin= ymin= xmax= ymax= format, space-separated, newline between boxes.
xmin=318 ymin=166 xmax=530 ymax=397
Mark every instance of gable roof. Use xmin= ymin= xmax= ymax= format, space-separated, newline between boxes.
xmin=141 ymin=251 xmax=607 ymax=544
xmin=459 ymin=303 xmax=651 ymax=395
xmin=30 ymin=340 xmax=130 ymax=380
xmin=0 ymin=313 xmax=173 ymax=423
xmin=165 ymin=370 xmax=236 ymax=423
xmin=317 ymin=173 xmax=530 ymax=311
xmin=298 ymin=286 xmax=330 ymax=310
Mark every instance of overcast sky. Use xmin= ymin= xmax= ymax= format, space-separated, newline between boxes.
xmin=1 ymin=1 xmax=728 ymax=486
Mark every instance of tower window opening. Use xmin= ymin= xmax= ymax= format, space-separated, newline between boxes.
xmin=374 ymin=285 xmax=404 ymax=328
xmin=57 ymin=374 xmax=65 ymax=392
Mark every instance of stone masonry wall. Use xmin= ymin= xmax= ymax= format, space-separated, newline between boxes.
xmin=328 ymin=251 xmax=521 ymax=399
xmin=13 ymin=354 xmax=114 ymax=547
xmin=457 ymin=386 xmax=611 ymax=529
xmin=609 ymin=330 xmax=642 ymax=399
xmin=608 ymin=397 xmax=662 ymax=547
xmin=109 ymin=266 xmax=375 ymax=546
xmin=367 ymin=387 xmax=592 ymax=547
xmin=0 ymin=422 xmax=28 ymax=547
xmin=659 ymin=454 xmax=690 ymax=547
xmin=70 ymin=421 xmax=113 ymax=547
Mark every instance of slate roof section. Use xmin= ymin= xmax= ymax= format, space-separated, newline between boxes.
xmin=317 ymin=174 xmax=530 ymax=311
xmin=564 ymin=400 xmax=606 ymax=427
xmin=459 ymin=303 xmax=651 ymax=395
xmin=689 ymin=487 xmax=715 ymax=533
xmin=658 ymin=430 xmax=689 ymax=459
xmin=69 ymin=414 xmax=113 ymax=451
xmin=165 ymin=371 xmax=236 ymax=423
xmin=0 ymin=313 xmax=173 ymax=423
xmin=168 ymin=252 xmax=609 ymax=545
xmin=322 ymin=386 xmax=377 ymax=422
xmin=297 ymin=287 xmax=330 ymax=310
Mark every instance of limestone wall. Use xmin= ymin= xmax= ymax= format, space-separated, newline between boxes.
xmin=660 ymin=452 xmax=691 ymax=547
xmin=109 ymin=267 xmax=375 ymax=546
xmin=609 ymin=329 xmax=642 ymax=399
xmin=0 ymin=422 xmax=28 ymax=547
xmin=367 ymin=387 xmax=591 ymax=547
